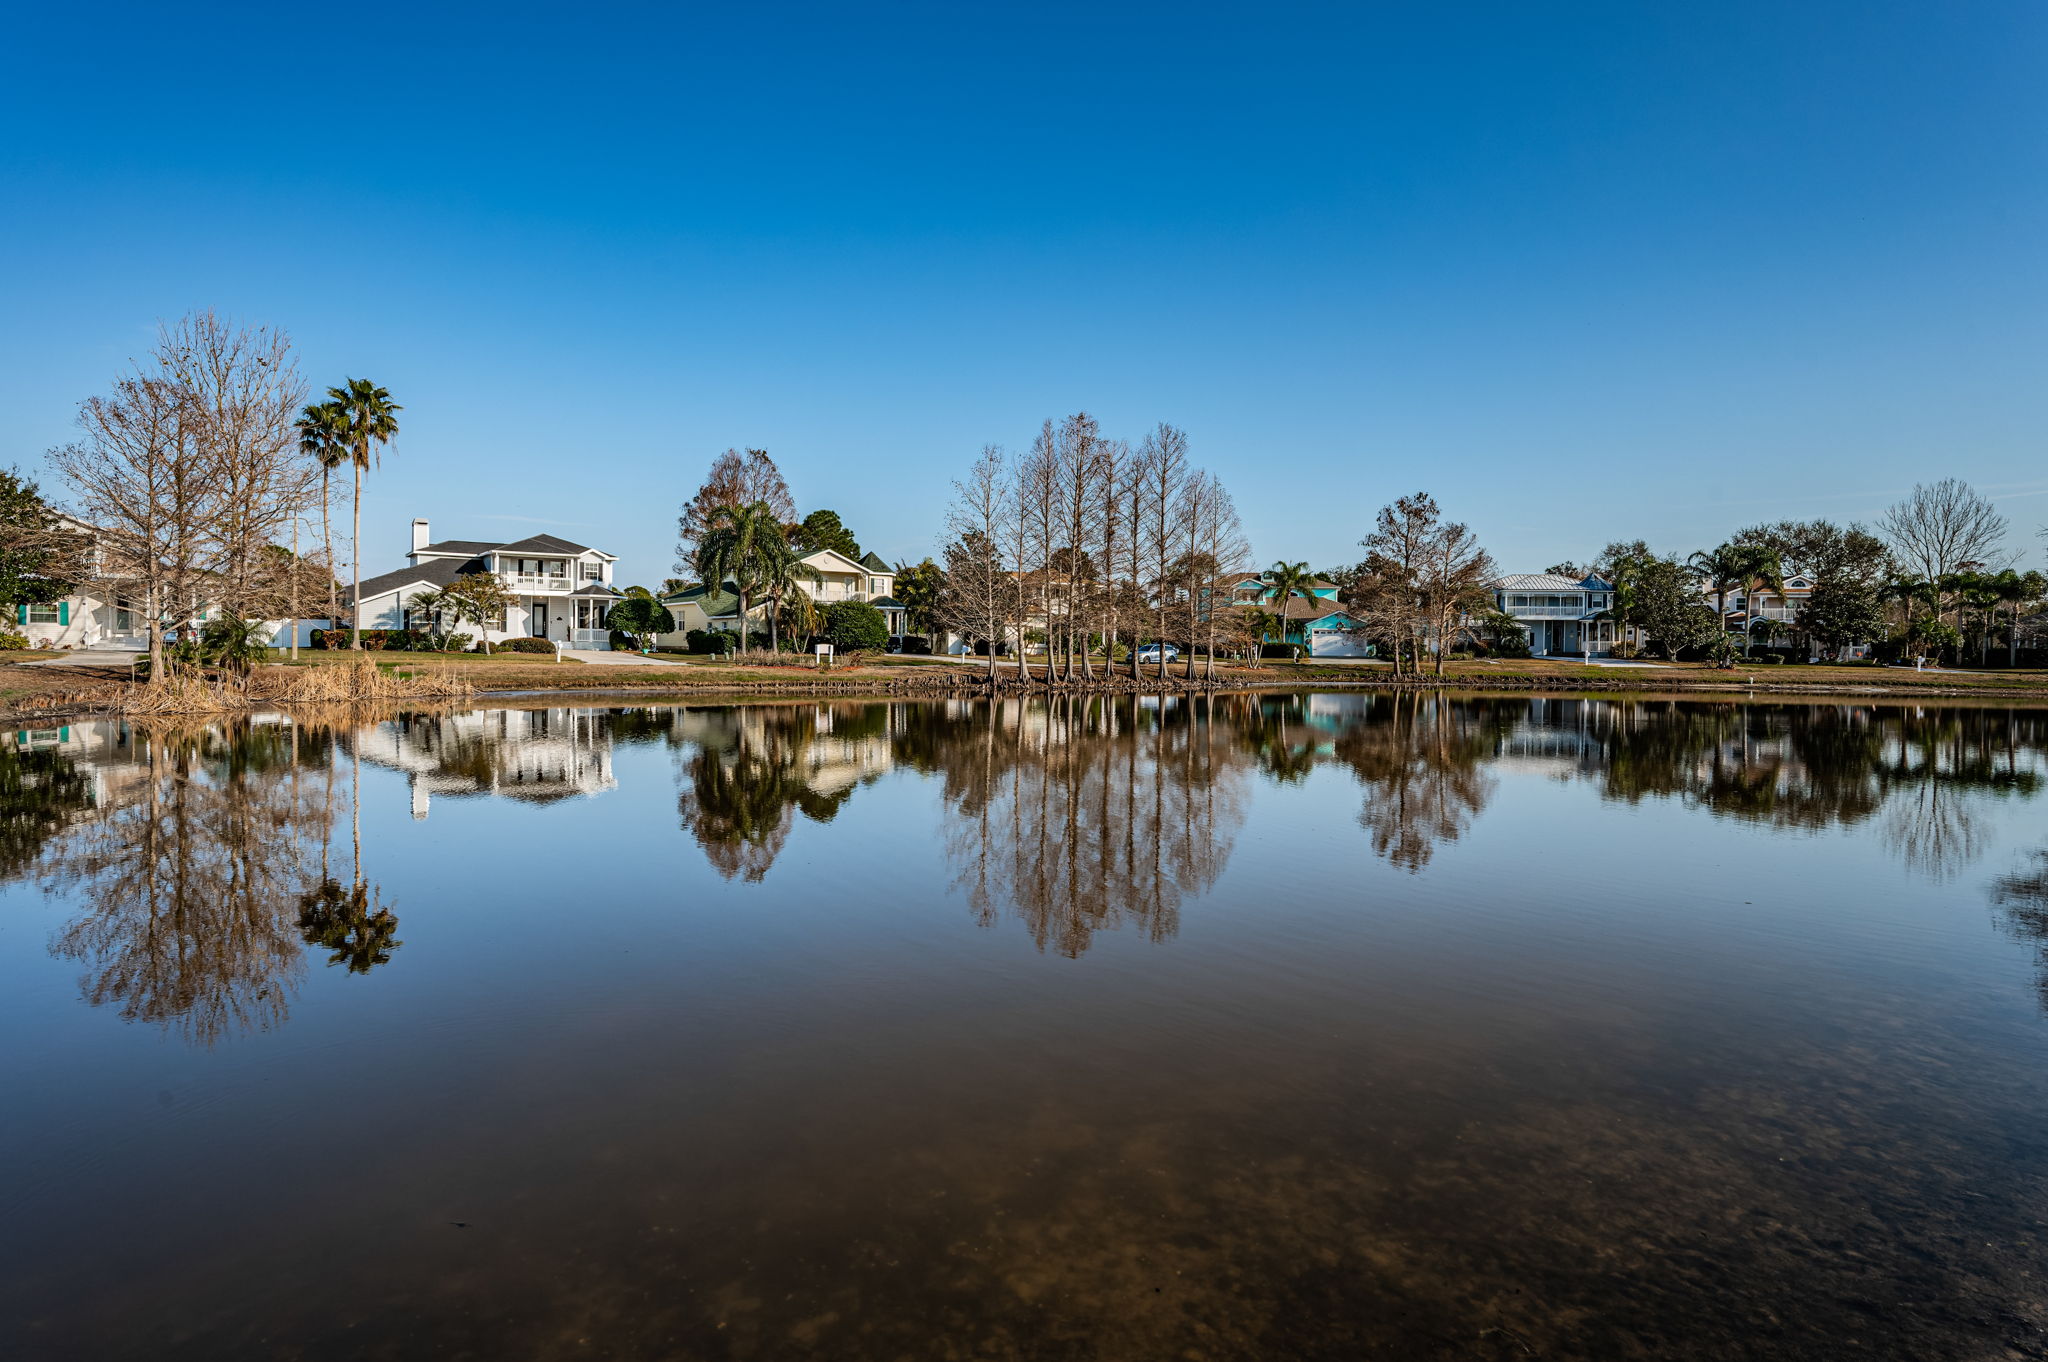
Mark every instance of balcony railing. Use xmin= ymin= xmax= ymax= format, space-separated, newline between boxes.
xmin=504 ymin=573 xmax=571 ymax=592
xmin=1501 ymin=605 xmax=1591 ymax=619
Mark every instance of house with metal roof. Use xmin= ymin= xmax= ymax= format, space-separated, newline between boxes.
xmin=1489 ymin=573 xmax=1617 ymax=656
xmin=347 ymin=518 xmax=622 ymax=649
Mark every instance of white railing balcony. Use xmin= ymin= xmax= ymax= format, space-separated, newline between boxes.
xmin=1503 ymin=605 xmax=1590 ymax=619
xmin=504 ymin=573 xmax=572 ymax=593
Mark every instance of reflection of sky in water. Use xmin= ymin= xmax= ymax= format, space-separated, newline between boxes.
xmin=3 ymin=696 xmax=2048 ymax=1360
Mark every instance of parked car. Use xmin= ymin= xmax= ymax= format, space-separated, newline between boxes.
xmin=1134 ymin=643 xmax=1180 ymax=664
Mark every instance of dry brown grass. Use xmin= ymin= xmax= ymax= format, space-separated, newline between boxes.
xmin=262 ymin=655 xmax=475 ymax=704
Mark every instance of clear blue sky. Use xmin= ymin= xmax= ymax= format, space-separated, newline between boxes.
xmin=3 ymin=1 xmax=2043 ymax=582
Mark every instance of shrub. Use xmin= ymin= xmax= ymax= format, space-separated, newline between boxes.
xmin=894 ymin=635 xmax=933 ymax=655
xmin=496 ymin=636 xmax=555 ymax=654
xmin=824 ymin=601 xmax=889 ymax=653
xmin=442 ymin=632 xmax=474 ymax=653
xmin=1259 ymin=642 xmax=1299 ymax=660
xmin=0 ymin=629 xmax=27 ymax=651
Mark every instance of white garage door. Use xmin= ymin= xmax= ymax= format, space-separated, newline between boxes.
xmin=1310 ymin=629 xmax=1373 ymax=658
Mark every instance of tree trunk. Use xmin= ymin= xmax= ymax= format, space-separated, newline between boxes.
xmin=768 ymin=594 xmax=780 ymax=653
xmin=146 ymin=588 xmax=164 ymax=687
xmin=322 ymin=466 xmax=336 ymax=624
xmin=350 ymin=456 xmax=364 ymax=649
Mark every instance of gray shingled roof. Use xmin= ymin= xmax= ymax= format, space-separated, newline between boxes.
xmin=496 ymin=533 xmax=593 ymax=555
xmin=416 ymin=539 xmax=501 ymax=556
xmin=346 ymin=556 xmax=488 ymax=605
xmin=860 ymin=551 xmax=891 ymax=571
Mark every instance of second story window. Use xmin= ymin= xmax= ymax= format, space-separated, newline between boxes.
xmin=581 ymin=562 xmax=601 ymax=581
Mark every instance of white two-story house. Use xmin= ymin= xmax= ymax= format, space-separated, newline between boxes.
xmin=1490 ymin=573 xmax=1618 ymax=657
xmin=349 ymin=519 xmax=622 ymax=649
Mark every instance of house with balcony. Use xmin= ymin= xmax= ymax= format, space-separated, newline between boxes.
xmin=656 ymin=548 xmax=902 ymax=642
xmin=348 ymin=519 xmax=622 ymax=649
xmin=1490 ymin=573 xmax=1618 ymax=656
xmin=1712 ymin=574 xmax=1816 ymax=646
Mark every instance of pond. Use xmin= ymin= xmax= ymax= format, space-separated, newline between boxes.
xmin=3 ymin=693 xmax=2047 ymax=1359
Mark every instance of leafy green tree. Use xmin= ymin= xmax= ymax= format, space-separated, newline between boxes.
xmin=789 ymin=508 xmax=861 ymax=560
xmin=823 ymin=600 xmax=888 ymax=652
xmin=438 ymin=572 xmax=514 ymax=654
xmin=894 ymin=558 xmax=945 ymax=644
xmin=1632 ymin=556 xmax=1721 ymax=660
xmin=754 ymin=538 xmax=820 ymax=652
xmin=1262 ymin=560 xmax=1315 ymax=658
xmin=0 ymin=469 xmax=84 ymax=616
xmin=1798 ymin=578 xmax=1886 ymax=658
xmin=605 ymin=595 xmax=675 ymax=652
xmin=324 ymin=378 xmax=402 ymax=648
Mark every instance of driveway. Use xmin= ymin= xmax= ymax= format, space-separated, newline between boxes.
xmin=17 ymin=650 xmax=141 ymax=668
xmin=559 ymin=649 xmax=677 ymax=666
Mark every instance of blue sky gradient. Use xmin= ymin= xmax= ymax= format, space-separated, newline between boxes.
xmin=3 ymin=1 xmax=2043 ymax=581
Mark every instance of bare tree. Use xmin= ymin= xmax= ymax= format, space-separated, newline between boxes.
xmin=1095 ymin=436 xmax=1129 ymax=676
xmin=1354 ymin=495 xmax=1439 ymax=674
xmin=1191 ymin=473 xmax=1251 ymax=678
xmin=158 ymin=312 xmax=314 ymax=619
xmin=1019 ymin=422 xmax=1060 ymax=686
xmin=1053 ymin=412 xmax=1103 ymax=680
xmin=1412 ymin=502 xmax=1496 ymax=675
xmin=675 ymin=448 xmax=795 ymax=573
xmin=1139 ymin=423 xmax=1189 ymax=680
xmin=1879 ymin=479 xmax=2010 ymax=582
xmin=50 ymin=374 xmax=205 ymax=682
xmin=941 ymin=445 xmax=1019 ymax=684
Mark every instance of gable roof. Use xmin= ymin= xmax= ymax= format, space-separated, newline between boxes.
xmin=415 ymin=539 xmax=500 ymax=557
xmin=799 ymin=548 xmax=868 ymax=574
xmin=860 ymin=551 xmax=892 ymax=571
xmin=868 ymin=595 xmax=903 ymax=610
xmin=495 ymin=533 xmax=598 ymax=556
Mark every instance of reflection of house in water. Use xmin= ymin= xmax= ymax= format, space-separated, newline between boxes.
xmin=357 ymin=709 xmax=619 ymax=818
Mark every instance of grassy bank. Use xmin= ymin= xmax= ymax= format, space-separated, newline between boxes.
xmin=9 ymin=651 xmax=2048 ymax=724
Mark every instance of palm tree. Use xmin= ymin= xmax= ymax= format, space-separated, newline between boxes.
xmin=1686 ymin=544 xmax=1746 ymax=630
xmin=1998 ymin=570 xmax=2047 ymax=667
xmin=756 ymin=540 xmax=821 ymax=653
xmin=326 ymin=379 xmax=402 ymax=649
xmin=295 ymin=401 xmax=350 ymax=625
xmin=696 ymin=500 xmax=782 ymax=646
xmin=1690 ymin=542 xmax=1782 ymax=655
xmin=1263 ymin=560 xmax=1315 ymax=661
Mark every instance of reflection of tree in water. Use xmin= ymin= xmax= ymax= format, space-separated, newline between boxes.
xmin=674 ymin=705 xmax=877 ymax=882
xmin=1320 ymin=693 xmax=1502 ymax=872
xmin=1583 ymin=701 xmax=2047 ymax=881
xmin=33 ymin=717 xmax=402 ymax=1044
xmin=298 ymin=877 xmax=401 ymax=973
xmin=0 ymin=742 xmax=97 ymax=879
xmin=933 ymin=694 xmax=1250 ymax=955
xmin=1991 ymin=849 xmax=2048 ymax=1011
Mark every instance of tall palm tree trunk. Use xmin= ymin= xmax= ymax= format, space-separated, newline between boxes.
xmin=322 ymin=466 xmax=337 ymax=624
xmin=350 ymin=457 xmax=363 ymax=648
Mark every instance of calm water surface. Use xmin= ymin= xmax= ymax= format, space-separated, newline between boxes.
xmin=4 ymin=693 xmax=2048 ymax=1360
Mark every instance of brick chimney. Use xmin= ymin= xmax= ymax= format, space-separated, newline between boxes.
xmin=411 ymin=518 xmax=430 ymax=553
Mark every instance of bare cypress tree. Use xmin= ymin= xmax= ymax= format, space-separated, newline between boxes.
xmin=1193 ymin=472 xmax=1250 ymax=678
xmin=158 ymin=311 xmax=314 ymax=619
xmin=941 ymin=445 xmax=1018 ymax=685
xmin=1096 ymin=436 xmax=1129 ymax=676
xmin=1021 ymin=421 xmax=1060 ymax=687
xmin=1139 ymin=423 xmax=1189 ymax=680
xmin=1054 ymin=413 xmax=1103 ymax=681
xmin=51 ymin=373 xmax=205 ymax=682
xmin=1123 ymin=438 xmax=1158 ymax=680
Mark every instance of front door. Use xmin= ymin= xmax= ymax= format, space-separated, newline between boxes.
xmin=530 ymin=601 xmax=548 ymax=638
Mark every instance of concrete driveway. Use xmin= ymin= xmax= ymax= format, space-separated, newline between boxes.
xmin=559 ymin=649 xmax=678 ymax=666
xmin=17 ymin=650 xmax=141 ymax=668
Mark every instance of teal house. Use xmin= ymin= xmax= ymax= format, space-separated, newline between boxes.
xmin=1216 ymin=573 xmax=1374 ymax=657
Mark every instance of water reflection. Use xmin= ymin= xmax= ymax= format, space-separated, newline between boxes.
xmin=38 ymin=720 xmax=352 ymax=1044
xmin=10 ymin=696 xmax=2048 ymax=1044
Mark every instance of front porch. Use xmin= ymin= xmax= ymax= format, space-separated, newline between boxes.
xmin=1521 ymin=616 xmax=1616 ymax=657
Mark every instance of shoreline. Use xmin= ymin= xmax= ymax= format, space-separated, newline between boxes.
xmin=9 ymin=658 xmax=2048 ymax=726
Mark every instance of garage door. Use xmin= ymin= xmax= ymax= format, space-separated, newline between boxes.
xmin=1310 ymin=629 xmax=1373 ymax=658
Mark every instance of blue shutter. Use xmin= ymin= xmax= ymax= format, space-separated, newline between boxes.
xmin=57 ymin=601 xmax=68 ymax=626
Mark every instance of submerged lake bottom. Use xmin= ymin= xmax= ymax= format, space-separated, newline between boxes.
xmin=3 ymin=692 xmax=2047 ymax=1359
